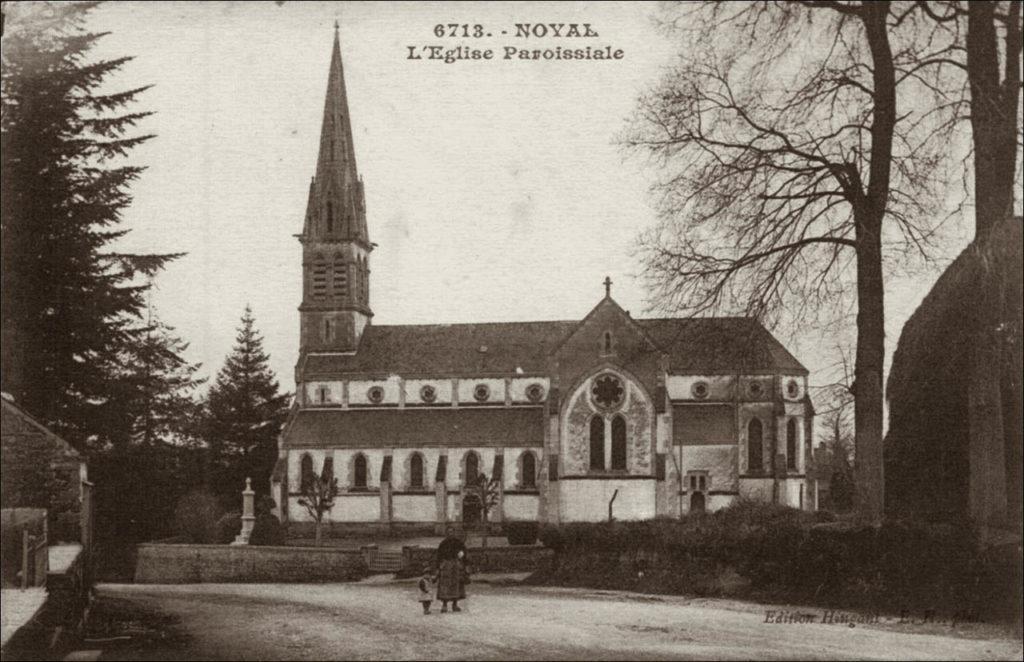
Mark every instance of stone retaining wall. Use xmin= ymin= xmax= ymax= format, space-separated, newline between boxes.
xmin=400 ymin=545 xmax=553 ymax=577
xmin=134 ymin=543 xmax=368 ymax=584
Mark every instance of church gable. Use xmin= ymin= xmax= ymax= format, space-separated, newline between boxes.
xmin=551 ymin=297 xmax=664 ymax=398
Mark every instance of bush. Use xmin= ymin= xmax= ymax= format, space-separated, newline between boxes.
xmin=173 ymin=490 xmax=223 ymax=544
xmin=531 ymin=503 xmax=1021 ymax=623
xmin=215 ymin=512 xmax=241 ymax=544
xmin=504 ymin=521 xmax=539 ymax=545
xmin=249 ymin=513 xmax=285 ymax=546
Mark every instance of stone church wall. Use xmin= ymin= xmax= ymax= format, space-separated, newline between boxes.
xmin=558 ymin=479 xmax=655 ymax=521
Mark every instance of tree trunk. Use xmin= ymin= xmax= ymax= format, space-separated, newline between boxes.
xmin=853 ymin=1 xmax=895 ymax=524
xmin=314 ymin=519 xmax=322 ymax=547
xmin=967 ymin=1 xmax=1021 ymax=238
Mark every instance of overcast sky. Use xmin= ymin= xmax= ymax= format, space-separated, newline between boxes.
xmin=79 ymin=1 xmax=972 ymax=406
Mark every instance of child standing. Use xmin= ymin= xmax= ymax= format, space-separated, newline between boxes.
xmin=416 ymin=565 xmax=436 ymax=615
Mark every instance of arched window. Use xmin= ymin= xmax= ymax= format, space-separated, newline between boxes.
xmin=464 ymin=452 xmax=479 ymax=485
xmin=603 ymin=331 xmax=613 ymax=354
xmin=312 ymin=257 xmax=328 ymax=300
xmin=786 ymin=419 xmax=797 ymax=470
xmin=331 ymin=256 xmax=347 ymax=298
xmin=316 ymin=386 xmax=328 ymax=404
xmin=322 ymin=456 xmax=334 ymax=484
xmin=323 ymin=318 xmax=333 ymax=342
xmin=747 ymin=419 xmax=764 ymax=474
xmin=611 ymin=415 xmax=627 ymax=471
xmin=300 ymin=454 xmax=314 ymax=493
xmin=410 ymin=453 xmax=425 ymax=489
xmin=589 ymin=416 xmax=605 ymax=471
xmin=326 ymin=201 xmax=334 ymax=233
xmin=521 ymin=452 xmax=536 ymax=489
xmin=353 ymin=453 xmax=368 ymax=489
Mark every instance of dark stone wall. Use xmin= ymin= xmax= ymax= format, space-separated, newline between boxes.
xmin=134 ymin=543 xmax=368 ymax=583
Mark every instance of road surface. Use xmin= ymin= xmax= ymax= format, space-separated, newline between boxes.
xmin=91 ymin=581 xmax=1022 ymax=660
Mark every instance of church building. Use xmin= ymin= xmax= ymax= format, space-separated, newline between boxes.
xmin=271 ymin=28 xmax=816 ymax=534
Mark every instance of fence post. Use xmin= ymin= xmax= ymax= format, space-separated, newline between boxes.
xmin=22 ymin=528 xmax=29 ymax=590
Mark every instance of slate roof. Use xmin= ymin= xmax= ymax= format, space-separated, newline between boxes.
xmin=301 ymin=316 xmax=806 ymax=377
xmin=283 ymin=407 xmax=545 ymax=449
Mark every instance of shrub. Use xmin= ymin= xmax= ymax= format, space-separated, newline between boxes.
xmin=504 ymin=521 xmax=539 ymax=545
xmin=173 ymin=490 xmax=223 ymax=544
xmin=215 ymin=512 xmax=242 ymax=544
xmin=249 ymin=513 xmax=285 ymax=546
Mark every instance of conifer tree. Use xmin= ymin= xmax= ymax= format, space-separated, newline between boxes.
xmin=1 ymin=1 xmax=179 ymax=445
xmin=203 ymin=306 xmax=290 ymax=501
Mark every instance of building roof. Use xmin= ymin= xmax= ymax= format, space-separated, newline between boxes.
xmin=282 ymin=407 xmax=545 ymax=449
xmin=301 ymin=316 xmax=806 ymax=377
xmin=0 ymin=396 xmax=81 ymax=460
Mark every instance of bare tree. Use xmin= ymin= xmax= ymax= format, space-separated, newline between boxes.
xmin=297 ymin=466 xmax=338 ymax=547
xmin=627 ymin=1 xmax=954 ymax=522
xmin=466 ymin=473 xmax=501 ymax=547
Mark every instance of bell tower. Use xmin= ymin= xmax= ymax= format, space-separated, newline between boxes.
xmin=297 ymin=23 xmax=372 ymax=364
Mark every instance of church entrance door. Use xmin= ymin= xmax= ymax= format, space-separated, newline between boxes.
xmin=462 ymin=493 xmax=482 ymax=527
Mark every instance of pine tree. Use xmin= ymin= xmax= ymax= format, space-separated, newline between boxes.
xmin=204 ymin=306 xmax=290 ymax=502
xmin=1 ymin=1 xmax=179 ymax=446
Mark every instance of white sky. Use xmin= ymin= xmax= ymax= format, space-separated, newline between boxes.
xmin=80 ymin=1 xmax=973 ymax=407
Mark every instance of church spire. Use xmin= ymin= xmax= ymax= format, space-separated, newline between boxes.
xmin=304 ymin=23 xmax=368 ymax=245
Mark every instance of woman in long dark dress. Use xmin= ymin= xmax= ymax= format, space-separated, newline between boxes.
xmin=436 ymin=538 xmax=467 ymax=612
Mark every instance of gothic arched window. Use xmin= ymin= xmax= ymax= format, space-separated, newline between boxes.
xmin=331 ymin=256 xmax=347 ymax=299
xmin=300 ymin=454 xmax=314 ymax=493
xmin=322 ymin=456 xmax=334 ymax=485
xmin=603 ymin=331 xmax=613 ymax=355
xmin=312 ymin=257 xmax=328 ymax=300
xmin=464 ymin=451 xmax=480 ymax=485
xmin=326 ymin=201 xmax=334 ymax=233
xmin=323 ymin=318 xmax=333 ymax=342
xmin=521 ymin=452 xmax=536 ymax=489
xmin=747 ymin=419 xmax=764 ymax=474
xmin=410 ymin=452 xmax=425 ymax=490
xmin=611 ymin=415 xmax=627 ymax=471
xmin=353 ymin=453 xmax=368 ymax=489
xmin=786 ymin=419 xmax=797 ymax=470
xmin=589 ymin=416 xmax=606 ymax=471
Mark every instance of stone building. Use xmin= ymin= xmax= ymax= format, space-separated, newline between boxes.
xmin=271 ymin=29 xmax=815 ymax=533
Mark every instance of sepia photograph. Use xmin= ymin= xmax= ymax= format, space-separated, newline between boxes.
xmin=1 ymin=1 xmax=1021 ymax=660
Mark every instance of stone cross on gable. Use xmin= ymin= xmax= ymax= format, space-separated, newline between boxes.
xmin=604 ymin=276 xmax=612 ymax=298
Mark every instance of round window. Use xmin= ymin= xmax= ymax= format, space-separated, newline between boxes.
xmin=473 ymin=384 xmax=490 ymax=402
xmin=420 ymin=384 xmax=437 ymax=403
xmin=691 ymin=381 xmax=709 ymax=400
xmin=592 ymin=373 xmax=625 ymax=409
xmin=748 ymin=381 xmax=764 ymax=397
xmin=367 ymin=386 xmax=384 ymax=404
xmin=786 ymin=379 xmax=800 ymax=398
xmin=526 ymin=383 xmax=546 ymax=403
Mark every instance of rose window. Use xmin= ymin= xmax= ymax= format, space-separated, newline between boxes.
xmin=592 ymin=374 xmax=624 ymax=409
xmin=367 ymin=386 xmax=384 ymax=404
xmin=526 ymin=383 xmax=545 ymax=403
xmin=420 ymin=385 xmax=437 ymax=403
xmin=473 ymin=384 xmax=490 ymax=402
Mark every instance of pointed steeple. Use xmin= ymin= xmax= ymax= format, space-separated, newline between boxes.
xmin=304 ymin=23 xmax=368 ymax=244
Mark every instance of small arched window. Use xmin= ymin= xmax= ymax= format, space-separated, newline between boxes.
xmin=322 ymin=456 xmax=334 ymax=485
xmin=464 ymin=452 xmax=480 ymax=485
xmin=312 ymin=257 xmax=328 ymax=300
xmin=410 ymin=453 xmax=425 ymax=490
xmin=603 ymin=331 xmax=613 ymax=354
xmin=326 ymin=201 xmax=334 ymax=233
xmin=300 ymin=454 xmax=314 ymax=493
xmin=589 ymin=416 xmax=606 ymax=471
xmin=786 ymin=419 xmax=797 ymax=470
xmin=354 ymin=453 xmax=368 ymax=489
xmin=331 ymin=256 xmax=347 ymax=298
xmin=316 ymin=386 xmax=329 ymax=404
xmin=747 ymin=419 xmax=764 ymax=474
xmin=323 ymin=318 xmax=333 ymax=342
xmin=611 ymin=415 xmax=627 ymax=471
xmin=521 ymin=452 xmax=536 ymax=489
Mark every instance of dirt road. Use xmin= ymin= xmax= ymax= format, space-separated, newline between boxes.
xmin=93 ymin=581 xmax=1022 ymax=660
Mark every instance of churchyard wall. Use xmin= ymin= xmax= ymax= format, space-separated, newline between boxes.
xmin=134 ymin=543 xmax=367 ymax=583
xmin=400 ymin=544 xmax=553 ymax=576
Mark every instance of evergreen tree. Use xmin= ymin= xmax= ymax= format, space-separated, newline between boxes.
xmin=1 ymin=1 xmax=178 ymax=446
xmin=203 ymin=306 xmax=290 ymax=502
